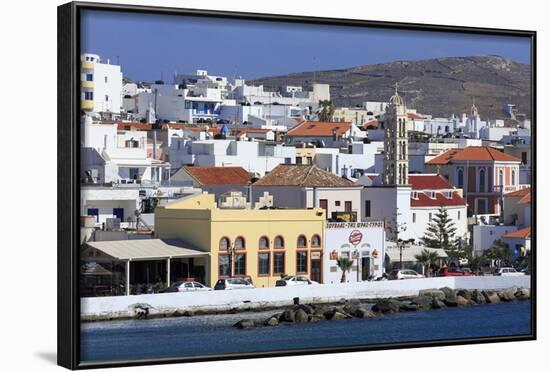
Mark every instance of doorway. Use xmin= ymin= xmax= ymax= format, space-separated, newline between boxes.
xmin=361 ymin=257 xmax=371 ymax=281
xmin=310 ymin=253 xmax=322 ymax=283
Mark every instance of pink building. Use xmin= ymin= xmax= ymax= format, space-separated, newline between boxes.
xmin=426 ymin=147 xmax=521 ymax=216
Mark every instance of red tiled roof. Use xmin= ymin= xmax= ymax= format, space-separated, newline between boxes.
xmin=183 ymin=166 xmax=250 ymax=185
xmin=287 ymin=121 xmax=352 ymax=137
xmin=410 ymin=191 xmax=466 ymax=207
xmin=116 ymin=122 xmax=152 ymax=130
xmin=363 ymin=119 xmax=380 ymax=129
xmin=426 ymin=147 xmax=521 ymax=165
xmin=502 ymin=227 xmax=531 ymax=239
xmin=408 ymin=174 xmax=453 ymax=190
xmin=518 ymin=193 xmax=531 ymax=205
xmin=504 ymin=187 xmax=530 ymax=197
xmin=407 ymin=113 xmax=425 ymax=120
xmin=254 ymin=164 xmax=356 ymax=187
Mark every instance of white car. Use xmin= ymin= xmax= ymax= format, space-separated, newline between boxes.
xmin=214 ymin=278 xmax=255 ymax=290
xmin=275 ymin=275 xmax=320 ymax=287
xmin=494 ymin=267 xmax=525 ymax=276
xmin=164 ymin=281 xmax=212 ymax=293
xmin=390 ymin=269 xmax=425 ymax=280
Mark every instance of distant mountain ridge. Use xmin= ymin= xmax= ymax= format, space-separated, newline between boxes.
xmin=251 ymin=56 xmax=531 ymax=120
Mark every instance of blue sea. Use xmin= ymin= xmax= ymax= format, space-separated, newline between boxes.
xmin=80 ymin=301 xmax=531 ymax=363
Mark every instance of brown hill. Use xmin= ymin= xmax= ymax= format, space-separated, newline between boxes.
xmin=251 ymin=55 xmax=531 ymax=119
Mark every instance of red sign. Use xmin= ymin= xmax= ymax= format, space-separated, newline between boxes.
xmin=348 ymin=230 xmax=363 ymax=246
xmin=330 ymin=250 xmax=338 ymax=260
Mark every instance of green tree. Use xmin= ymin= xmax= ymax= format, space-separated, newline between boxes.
xmin=461 ymin=244 xmax=486 ymax=274
xmin=420 ymin=206 xmax=457 ymax=252
xmin=483 ymin=239 xmax=510 ymax=268
xmin=414 ymin=249 xmax=441 ymax=276
xmin=336 ymin=256 xmax=354 ymax=283
xmin=317 ymin=100 xmax=335 ymax=122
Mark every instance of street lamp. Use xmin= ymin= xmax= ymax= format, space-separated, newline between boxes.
xmin=227 ymin=244 xmax=236 ymax=277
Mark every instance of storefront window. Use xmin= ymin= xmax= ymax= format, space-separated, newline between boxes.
xmin=297 ymin=251 xmax=308 ymax=273
xmin=258 ymin=253 xmax=270 ymax=275
xmin=273 ymin=252 xmax=285 ymax=274
xmin=218 ymin=255 xmax=230 ymax=277
xmin=234 ymin=254 xmax=246 ymax=275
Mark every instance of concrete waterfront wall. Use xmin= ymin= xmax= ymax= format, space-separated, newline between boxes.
xmin=81 ymin=275 xmax=530 ymax=319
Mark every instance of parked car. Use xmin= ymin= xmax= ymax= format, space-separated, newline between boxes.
xmin=214 ymin=277 xmax=256 ymax=290
xmin=494 ymin=267 xmax=525 ymax=276
xmin=438 ymin=267 xmax=475 ymax=277
xmin=389 ymin=269 xmax=425 ymax=280
xmin=275 ymin=275 xmax=319 ymax=287
xmin=162 ymin=281 xmax=212 ymax=293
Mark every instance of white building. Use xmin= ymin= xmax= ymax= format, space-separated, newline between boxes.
xmin=169 ymin=138 xmax=295 ymax=176
xmin=323 ymin=221 xmax=386 ymax=284
xmin=314 ymin=141 xmax=383 ymax=178
xmin=80 ymin=53 xmax=123 ymax=115
xmin=472 ymin=224 xmax=519 ymax=255
xmin=80 ymin=116 xmax=171 ymax=185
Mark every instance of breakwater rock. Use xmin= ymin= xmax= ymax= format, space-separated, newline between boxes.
xmin=233 ymin=287 xmax=530 ymax=330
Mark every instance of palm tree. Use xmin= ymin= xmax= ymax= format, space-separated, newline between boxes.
xmin=414 ymin=249 xmax=441 ymax=276
xmin=336 ymin=257 xmax=354 ymax=283
xmin=483 ymin=240 xmax=510 ymax=268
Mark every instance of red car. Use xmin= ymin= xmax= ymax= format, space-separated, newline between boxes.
xmin=438 ymin=267 xmax=475 ymax=277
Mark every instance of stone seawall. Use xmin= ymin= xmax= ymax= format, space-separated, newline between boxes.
xmin=81 ymin=276 xmax=531 ymax=322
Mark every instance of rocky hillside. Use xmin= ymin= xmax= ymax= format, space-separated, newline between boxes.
xmin=251 ymin=56 xmax=531 ymax=119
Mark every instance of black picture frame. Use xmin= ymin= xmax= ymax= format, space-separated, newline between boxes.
xmin=58 ymin=2 xmax=537 ymax=369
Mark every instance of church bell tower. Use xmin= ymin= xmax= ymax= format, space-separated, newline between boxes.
xmin=383 ymin=84 xmax=409 ymax=186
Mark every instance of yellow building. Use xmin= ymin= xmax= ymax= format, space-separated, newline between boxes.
xmin=155 ymin=193 xmax=326 ymax=287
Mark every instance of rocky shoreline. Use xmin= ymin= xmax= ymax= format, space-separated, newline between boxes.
xmin=232 ymin=287 xmax=531 ymax=329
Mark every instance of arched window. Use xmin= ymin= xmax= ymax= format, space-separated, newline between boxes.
xmin=499 ymin=170 xmax=504 ymax=186
xmin=311 ymin=234 xmax=321 ymax=248
xmin=479 ymin=169 xmax=486 ymax=192
xmin=297 ymin=235 xmax=307 ymax=248
xmin=259 ymin=236 xmax=269 ymax=250
xmin=274 ymin=236 xmax=285 ymax=249
xmin=219 ymin=237 xmax=230 ymax=250
xmin=457 ymin=169 xmax=464 ymax=188
xmin=511 ymin=170 xmax=516 ymax=185
xmin=234 ymin=236 xmax=245 ymax=250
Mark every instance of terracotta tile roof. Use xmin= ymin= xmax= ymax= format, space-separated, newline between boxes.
xmin=426 ymin=147 xmax=521 ymax=165
xmin=253 ymin=164 xmax=356 ymax=187
xmin=183 ymin=166 xmax=250 ymax=185
xmin=363 ymin=119 xmax=380 ymax=129
xmin=408 ymin=174 xmax=453 ymax=190
xmin=504 ymin=187 xmax=530 ymax=197
xmin=410 ymin=191 xmax=466 ymax=207
xmin=518 ymin=192 xmax=531 ymax=205
xmin=287 ymin=121 xmax=352 ymax=137
xmin=502 ymin=227 xmax=531 ymax=239
xmin=407 ymin=113 xmax=425 ymax=120
xmin=116 ymin=122 xmax=152 ymax=130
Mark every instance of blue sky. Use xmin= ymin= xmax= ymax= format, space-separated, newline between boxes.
xmin=81 ymin=9 xmax=531 ymax=82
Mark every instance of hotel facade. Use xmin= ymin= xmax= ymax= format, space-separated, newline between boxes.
xmin=154 ymin=193 xmax=326 ymax=287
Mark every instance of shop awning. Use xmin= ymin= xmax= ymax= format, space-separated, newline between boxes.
xmin=84 ymin=238 xmax=209 ymax=261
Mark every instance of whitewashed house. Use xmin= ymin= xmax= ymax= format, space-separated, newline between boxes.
xmin=80 ymin=53 xmax=123 ymax=115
